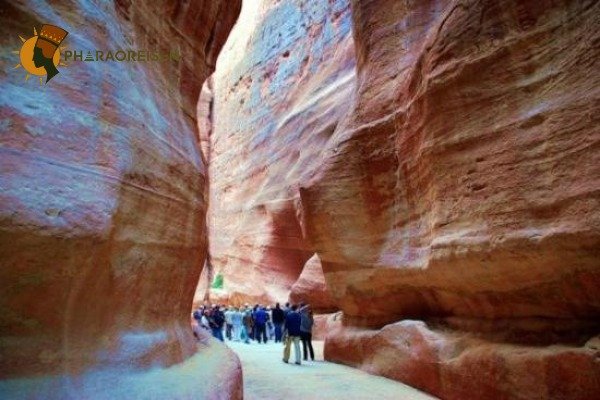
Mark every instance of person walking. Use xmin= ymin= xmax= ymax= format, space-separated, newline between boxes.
xmin=254 ymin=306 xmax=269 ymax=343
xmin=282 ymin=304 xmax=302 ymax=365
xmin=299 ymin=305 xmax=315 ymax=361
xmin=272 ymin=303 xmax=285 ymax=343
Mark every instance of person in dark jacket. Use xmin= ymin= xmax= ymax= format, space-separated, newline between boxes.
xmin=251 ymin=304 xmax=259 ymax=340
xmin=253 ymin=306 xmax=269 ymax=343
xmin=209 ymin=305 xmax=225 ymax=342
xmin=282 ymin=304 xmax=302 ymax=365
xmin=299 ymin=304 xmax=315 ymax=361
xmin=272 ymin=303 xmax=285 ymax=343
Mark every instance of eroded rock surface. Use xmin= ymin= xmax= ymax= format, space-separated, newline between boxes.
xmin=199 ymin=0 xmax=599 ymax=398
xmin=304 ymin=0 xmax=600 ymax=326
xmin=325 ymin=316 xmax=600 ymax=400
xmin=303 ymin=0 xmax=600 ymax=398
xmin=289 ymin=254 xmax=336 ymax=312
xmin=199 ymin=0 xmax=355 ymax=305
xmin=0 ymin=0 xmax=241 ymax=398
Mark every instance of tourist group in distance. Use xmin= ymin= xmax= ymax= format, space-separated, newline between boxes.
xmin=192 ymin=302 xmax=314 ymax=364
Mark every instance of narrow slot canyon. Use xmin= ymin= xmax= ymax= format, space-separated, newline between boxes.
xmin=0 ymin=1 xmax=599 ymax=399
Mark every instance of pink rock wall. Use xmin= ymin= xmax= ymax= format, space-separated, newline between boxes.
xmin=199 ymin=0 xmax=356 ymax=305
xmin=199 ymin=0 xmax=599 ymax=398
xmin=304 ymin=0 xmax=599 ymax=398
xmin=304 ymin=0 xmax=600 ymax=326
xmin=0 ymin=1 xmax=241 ymax=398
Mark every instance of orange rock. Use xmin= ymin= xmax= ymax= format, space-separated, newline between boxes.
xmin=302 ymin=0 xmax=600 ymax=327
xmin=305 ymin=2 xmax=600 ymax=397
xmin=325 ymin=315 xmax=600 ymax=400
xmin=289 ymin=254 xmax=337 ymax=312
xmin=312 ymin=313 xmax=336 ymax=340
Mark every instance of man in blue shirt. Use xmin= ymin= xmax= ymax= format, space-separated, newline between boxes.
xmin=282 ymin=304 xmax=302 ymax=365
xmin=253 ymin=306 xmax=269 ymax=343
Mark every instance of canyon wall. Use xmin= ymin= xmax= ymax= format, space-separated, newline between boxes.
xmin=202 ymin=0 xmax=599 ymax=398
xmin=199 ymin=0 xmax=355 ymax=305
xmin=0 ymin=1 xmax=241 ymax=398
xmin=308 ymin=0 xmax=599 ymax=398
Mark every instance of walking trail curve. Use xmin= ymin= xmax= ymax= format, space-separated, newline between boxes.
xmin=226 ymin=340 xmax=437 ymax=400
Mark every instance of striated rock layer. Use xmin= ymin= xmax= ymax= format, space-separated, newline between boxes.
xmin=0 ymin=0 xmax=241 ymax=398
xmin=198 ymin=0 xmax=356 ymax=305
xmin=304 ymin=0 xmax=600 ymax=327
xmin=304 ymin=0 xmax=600 ymax=398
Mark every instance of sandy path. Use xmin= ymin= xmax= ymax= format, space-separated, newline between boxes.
xmin=226 ymin=340 xmax=437 ymax=400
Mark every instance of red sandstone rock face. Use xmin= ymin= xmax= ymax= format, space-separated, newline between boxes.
xmin=300 ymin=0 xmax=600 ymax=398
xmin=198 ymin=0 xmax=356 ymax=305
xmin=0 ymin=1 xmax=241 ymax=397
xmin=325 ymin=316 xmax=600 ymax=400
xmin=197 ymin=76 xmax=215 ymax=165
xmin=312 ymin=313 xmax=336 ymax=341
xmin=289 ymin=254 xmax=337 ymax=312
xmin=304 ymin=0 xmax=600 ymax=326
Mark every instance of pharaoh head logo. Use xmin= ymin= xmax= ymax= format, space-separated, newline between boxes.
xmin=13 ymin=25 xmax=69 ymax=84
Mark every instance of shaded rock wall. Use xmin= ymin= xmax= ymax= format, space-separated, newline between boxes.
xmin=307 ymin=0 xmax=600 ymax=398
xmin=0 ymin=0 xmax=241 ymax=398
xmin=200 ymin=0 xmax=356 ymax=305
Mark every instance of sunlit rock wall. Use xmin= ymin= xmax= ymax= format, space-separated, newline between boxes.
xmin=201 ymin=0 xmax=355 ymax=305
xmin=0 ymin=0 xmax=241 ymax=398
xmin=289 ymin=254 xmax=337 ymax=312
xmin=304 ymin=0 xmax=600 ymax=398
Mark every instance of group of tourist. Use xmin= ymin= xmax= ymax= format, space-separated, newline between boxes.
xmin=192 ymin=302 xmax=314 ymax=364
